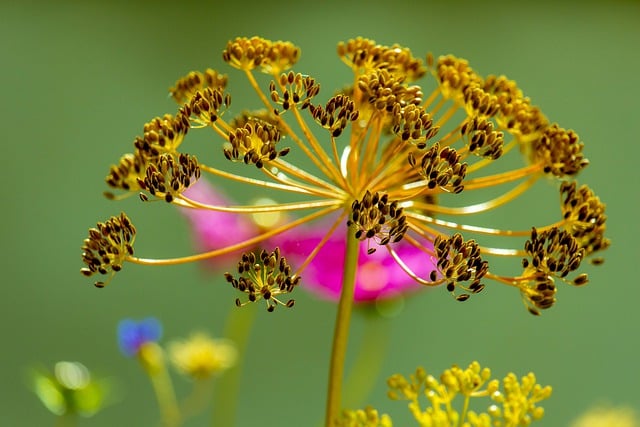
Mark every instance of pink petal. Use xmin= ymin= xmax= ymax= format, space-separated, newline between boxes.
xmin=179 ymin=179 xmax=259 ymax=265
xmin=274 ymin=221 xmax=435 ymax=303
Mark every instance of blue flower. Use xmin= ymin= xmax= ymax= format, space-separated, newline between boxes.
xmin=117 ymin=317 xmax=162 ymax=357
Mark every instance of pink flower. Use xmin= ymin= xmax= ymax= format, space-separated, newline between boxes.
xmin=179 ymin=179 xmax=434 ymax=302
xmin=274 ymin=223 xmax=433 ymax=303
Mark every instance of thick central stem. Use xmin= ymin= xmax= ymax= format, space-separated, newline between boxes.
xmin=325 ymin=228 xmax=360 ymax=426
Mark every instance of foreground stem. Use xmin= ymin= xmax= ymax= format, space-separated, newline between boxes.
xmin=343 ymin=311 xmax=391 ymax=409
xmin=211 ymin=306 xmax=257 ymax=427
xmin=325 ymin=229 xmax=359 ymax=426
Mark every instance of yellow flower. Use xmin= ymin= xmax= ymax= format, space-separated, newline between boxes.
xmin=387 ymin=362 xmax=550 ymax=426
xmin=338 ymin=406 xmax=393 ymax=427
xmin=571 ymin=405 xmax=639 ymax=427
xmin=168 ymin=332 xmax=237 ymax=380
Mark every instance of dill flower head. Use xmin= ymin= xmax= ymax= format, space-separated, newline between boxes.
xmin=168 ymin=332 xmax=237 ymax=380
xmin=82 ymin=36 xmax=609 ymax=314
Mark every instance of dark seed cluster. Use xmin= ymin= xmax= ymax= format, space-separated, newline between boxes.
xmin=337 ymin=37 xmax=426 ymax=81
xmin=224 ymin=248 xmax=300 ymax=312
xmin=169 ymin=69 xmax=228 ymax=104
xmin=357 ymin=69 xmax=423 ymax=113
xmin=105 ymin=151 xmax=147 ymax=193
xmin=408 ymin=142 xmax=467 ymax=194
xmin=105 ymin=111 xmax=193 ymax=197
xmin=269 ymin=71 xmax=319 ymax=113
xmin=348 ymin=191 xmax=407 ymax=252
xmin=523 ymin=227 xmax=585 ymax=279
xmin=533 ymin=124 xmax=589 ymax=177
xmin=482 ymin=75 xmax=522 ymax=114
xmin=520 ymin=270 xmax=557 ymax=316
xmin=433 ymin=237 xmax=488 ymax=301
xmin=497 ymin=97 xmax=548 ymax=143
xmin=184 ymin=87 xmax=231 ymax=127
xmin=133 ymin=113 xmax=190 ymax=158
xmin=462 ymin=83 xmax=500 ymax=118
xmin=560 ymin=181 xmax=610 ymax=256
xmin=224 ymin=119 xmax=289 ymax=168
xmin=461 ymin=117 xmax=504 ymax=160
xmin=309 ymin=94 xmax=359 ymax=138
xmin=222 ymin=37 xmax=300 ymax=74
xmin=229 ymin=109 xmax=286 ymax=135
xmin=518 ymin=227 xmax=589 ymax=315
xmin=390 ymin=104 xmax=439 ymax=148
xmin=80 ymin=213 xmax=135 ymax=288
xmin=138 ymin=153 xmax=201 ymax=203
xmin=434 ymin=55 xmax=482 ymax=101
xmin=433 ymin=233 xmax=488 ymax=301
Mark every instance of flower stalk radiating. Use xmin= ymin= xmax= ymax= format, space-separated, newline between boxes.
xmin=81 ymin=36 xmax=609 ymax=425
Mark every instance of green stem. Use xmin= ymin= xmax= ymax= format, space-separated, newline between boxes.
xmin=343 ymin=311 xmax=391 ymax=409
xmin=148 ymin=362 xmax=181 ymax=427
xmin=211 ymin=306 xmax=257 ymax=427
xmin=180 ymin=378 xmax=213 ymax=421
xmin=325 ymin=229 xmax=360 ymax=426
xmin=53 ymin=413 xmax=77 ymax=427
xmin=458 ymin=395 xmax=470 ymax=427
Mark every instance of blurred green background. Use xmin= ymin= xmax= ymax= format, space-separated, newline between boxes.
xmin=2 ymin=0 xmax=639 ymax=425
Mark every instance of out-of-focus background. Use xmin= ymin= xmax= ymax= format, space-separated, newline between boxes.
xmin=2 ymin=0 xmax=639 ymax=425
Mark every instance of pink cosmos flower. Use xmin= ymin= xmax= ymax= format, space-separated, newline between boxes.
xmin=273 ymin=224 xmax=433 ymax=302
xmin=179 ymin=178 xmax=434 ymax=303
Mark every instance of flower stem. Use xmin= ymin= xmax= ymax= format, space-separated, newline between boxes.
xmin=148 ymin=362 xmax=181 ymax=427
xmin=211 ymin=306 xmax=257 ymax=427
xmin=325 ymin=228 xmax=359 ymax=426
xmin=343 ymin=311 xmax=391 ymax=409
xmin=53 ymin=413 xmax=77 ymax=427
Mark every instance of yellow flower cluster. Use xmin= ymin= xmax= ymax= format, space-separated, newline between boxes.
xmin=384 ymin=361 xmax=551 ymax=427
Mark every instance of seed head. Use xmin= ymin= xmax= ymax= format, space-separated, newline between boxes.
xmin=462 ymin=83 xmax=500 ymax=118
xmin=224 ymin=248 xmax=300 ymax=312
xmin=134 ymin=113 xmax=190 ymax=157
xmin=523 ymin=227 xmax=584 ymax=279
xmin=169 ymin=69 xmax=228 ymax=105
xmin=337 ymin=37 xmax=426 ymax=81
xmin=391 ymin=104 xmax=439 ymax=148
xmin=81 ymin=213 xmax=135 ymax=288
xmin=434 ymin=55 xmax=482 ymax=101
xmin=222 ymin=36 xmax=300 ymax=74
xmin=224 ymin=119 xmax=288 ymax=168
xmin=184 ymin=87 xmax=231 ymax=127
xmin=309 ymin=94 xmax=359 ymax=138
xmin=433 ymin=233 xmax=488 ymax=301
xmin=358 ymin=69 xmax=423 ymax=113
xmin=560 ymin=181 xmax=610 ymax=256
xmin=497 ymin=97 xmax=548 ymax=143
xmin=532 ymin=124 xmax=589 ymax=177
xmin=138 ymin=153 xmax=201 ymax=203
xmin=408 ymin=142 xmax=467 ymax=194
xmin=461 ymin=116 xmax=504 ymax=160
xmin=348 ymin=191 xmax=407 ymax=251
xmin=105 ymin=151 xmax=147 ymax=193
xmin=269 ymin=71 xmax=320 ymax=113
